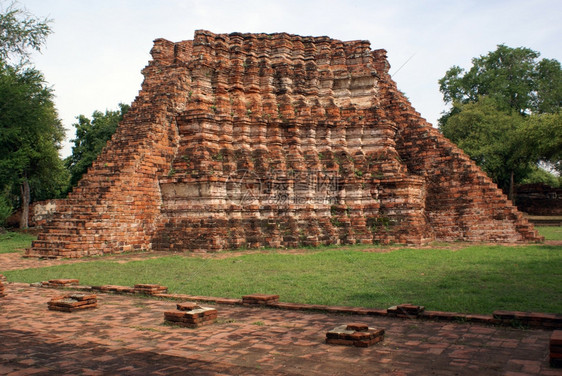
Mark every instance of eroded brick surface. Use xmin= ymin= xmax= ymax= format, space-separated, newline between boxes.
xmin=27 ymin=30 xmax=542 ymax=258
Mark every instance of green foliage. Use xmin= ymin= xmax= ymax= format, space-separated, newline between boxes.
xmin=65 ymin=104 xmax=130 ymax=189
xmin=3 ymin=244 xmax=561 ymax=314
xmin=520 ymin=166 xmax=560 ymax=187
xmin=0 ymin=63 xmax=68 ymax=204
xmin=441 ymin=97 xmax=532 ymax=191
xmin=0 ymin=1 xmax=52 ymax=64
xmin=439 ymin=44 xmax=561 ymax=116
xmin=0 ymin=230 xmax=36 ymax=253
xmin=520 ymin=113 xmax=562 ymax=175
xmin=439 ymin=45 xmax=562 ymax=192
xmin=0 ymin=193 xmax=12 ymax=226
xmin=0 ymin=2 xmax=66 ymax=228
xmin=442 ymin=101 xmax=562 ymax=191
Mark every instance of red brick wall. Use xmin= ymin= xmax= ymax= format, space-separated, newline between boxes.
xmin=516 ymin=183 xmax=562 ymax=216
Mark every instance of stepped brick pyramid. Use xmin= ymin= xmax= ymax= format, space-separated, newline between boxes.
xmin=27 ymin=30 xmax=541 ymax=258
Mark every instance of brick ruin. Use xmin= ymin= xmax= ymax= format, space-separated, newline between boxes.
xmin=26 ymin=30 xmax=541 ymax=258
xmin=515 ymin=183 xmax=562 ymax=216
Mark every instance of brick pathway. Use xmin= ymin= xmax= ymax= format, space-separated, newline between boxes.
xmin=1 ymin=283 xmax=560 ymax=375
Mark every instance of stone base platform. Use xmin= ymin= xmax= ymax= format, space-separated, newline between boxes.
xmin=164 ymin=302 xmax=218 ymax=328
xmin=48 ymin=293 xmax=98 ymax=312
xmin=326 ymin=323 xmax=385 ymax=347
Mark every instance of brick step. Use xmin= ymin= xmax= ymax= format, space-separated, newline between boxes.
xmin=25 ymin=247 xmax=100 ymax=258
xmin=40 ymin=218 xmax=88 ymax=227
xmin=32 ymin=239 xmax=75 ymax=249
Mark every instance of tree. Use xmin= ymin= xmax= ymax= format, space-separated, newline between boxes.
xmin=0 ymin=2 xmax=65 ymax=228
xmin=519 ymin=112 xmax=562 ymax=176
xmin=439 ymin=45 xmax=562 ymax=198
xmin=65 ymin=104 xmax=130 ymax=189
xmin=0 ymin=63 xmax=67 ymax=228
xmin=439 ymin=44 xmax=561 ymax=117
xmin=441 ymin=97 xmax=533 ymax=198
xmin=0 ymin=1 xmax=52 ymax=64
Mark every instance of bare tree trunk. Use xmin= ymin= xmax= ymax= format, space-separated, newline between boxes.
xmin=508 ymin=170 xmax=515 ymax=203
xmin=20 ymin=179 xmax=30 ymax=229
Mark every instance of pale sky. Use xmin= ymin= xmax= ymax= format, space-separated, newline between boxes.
xmin=17 ymin=0 xmax=562 ymax=157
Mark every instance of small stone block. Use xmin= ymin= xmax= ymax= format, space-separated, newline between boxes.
xmin=242 ymin=294 xmax=280 ymax=305
xmin=177 ymin=302 xmax=201 ymax=311
xmin=133 ymin=284 xmax=168 ymax=295
xmin=164 ymin=306 xmax=217 ymax=328
xmin=48 ymin=294 xmax=97 ymax=312
xmin=346 ymin=323 xmax=369 ymax=332
xmin=387 ymin=304 xmax=425 ymax=317
xmin=326 ymin=325 xmax=385 ymax=347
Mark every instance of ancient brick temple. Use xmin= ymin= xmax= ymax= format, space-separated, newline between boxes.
xmin=27 ymin=30 xmax=541 ymax=258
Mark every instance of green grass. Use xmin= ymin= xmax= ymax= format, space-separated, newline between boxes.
xmin=0 ymin=231 xmax=36 ymax=254
xmin=3 ymin=244 xmax=561 ymax=315
xmin=537 ymin=226 xmax=562 ymax=241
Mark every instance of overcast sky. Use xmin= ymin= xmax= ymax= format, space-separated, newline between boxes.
xmin=17 ymin=0 xmax=562 ymax=157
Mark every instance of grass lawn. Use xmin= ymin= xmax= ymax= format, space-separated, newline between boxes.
xmin=537 ymin=226 xmax=562 ymax=241
xmin=0 ymin=231 xmax=36 ymax=254
xmin=3 ymin=244 xmax=561 ymax=315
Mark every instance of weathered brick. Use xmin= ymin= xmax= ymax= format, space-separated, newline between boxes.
xmin=26 ymin=31 xmax=542 ymax=258
xmin=164 ymin=305 xmax=218 ymax=328
xmin=48 ymin=294 xmax=97 ymax=312
xmin=326 ymin=324 xmax=384 ymax=347
xmin=242 ymin=294 xmax=280 ymax=305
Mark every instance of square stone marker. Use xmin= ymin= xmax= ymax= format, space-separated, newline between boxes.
xmin=48 ymin=294 xmax=97 ymax=312
xmin=326 ymin=324 xmax=385 ymax=347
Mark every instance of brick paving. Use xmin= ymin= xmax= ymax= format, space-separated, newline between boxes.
xmin=1 ymin=283 xmax=560 ymax=375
